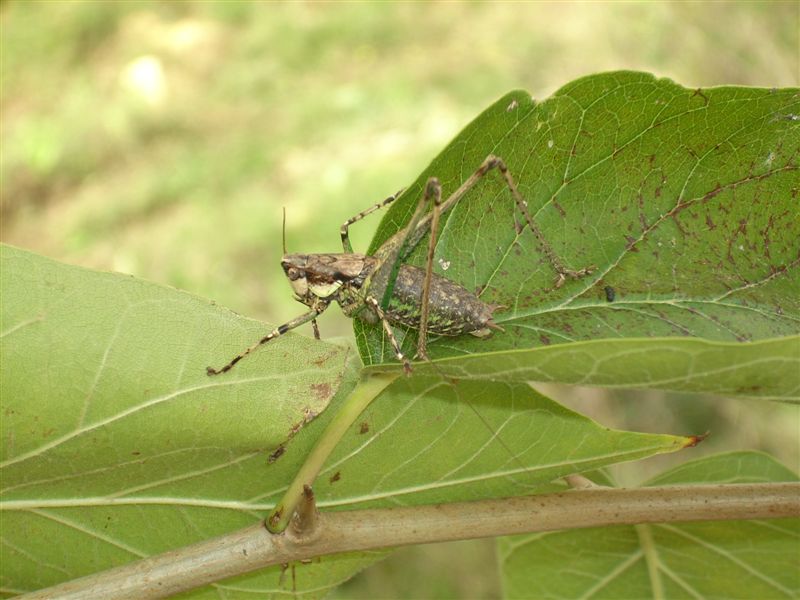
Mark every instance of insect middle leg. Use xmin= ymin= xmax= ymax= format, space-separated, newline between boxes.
xmin=207 ymin=306 xmax=327 ymax=376
xmin=365 ymin=295 xmax=411 ymax=374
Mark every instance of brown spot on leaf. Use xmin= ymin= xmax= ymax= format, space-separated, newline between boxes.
xmin=288 ymin=406 xmax=320 ymax=439
xmin=702 ymin=184 xmax=723 ymax=202
xmin=330 ymin=471 xmax=341 ymax=483
xmin=268 ymin=445 xmax=286 ymax=464
xmin=310 ymin=382 xmax=331 ymax=400
xmin=624 ymin=235 xmax=639 ymax=251
xmin=691 ymin=88 xmax=709 ymax=106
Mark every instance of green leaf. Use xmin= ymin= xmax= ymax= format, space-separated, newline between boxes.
xmin=0 ymin=244 xmax=360 ymax=595
xmin=309 ymin=376 xmax=694 ymax=511
xmin=367 ymin=336 xmax=800 ymax=402
xmin=498 ymin=452 xmax=800 ymax=599
xmin=183 ymin=376 xmax=696 ymax=597
xmin=355 ymin=72 xmax=800 ymax=397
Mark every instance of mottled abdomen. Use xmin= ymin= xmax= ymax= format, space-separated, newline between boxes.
xmin=382 ymin=265 xmax=499 ymax=336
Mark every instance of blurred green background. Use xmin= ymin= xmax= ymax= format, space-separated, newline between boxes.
xmin=2 ymin=2 xmax=798 ymax=598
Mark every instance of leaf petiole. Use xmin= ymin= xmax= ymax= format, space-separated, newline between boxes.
xmin=266 ymin=370 xmax=400 ymax=533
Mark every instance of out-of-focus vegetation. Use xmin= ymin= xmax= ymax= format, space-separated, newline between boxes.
xmin=3 ymin=2 xmax=797 ymax=334
xmin=2 ymin=2 xmax=797 ymax=598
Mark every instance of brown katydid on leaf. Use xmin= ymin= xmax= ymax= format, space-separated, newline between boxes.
xmin=207 ymin=154 xmax=588 ymax=377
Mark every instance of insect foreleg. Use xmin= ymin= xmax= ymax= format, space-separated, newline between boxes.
xmin=207 ymin=306 xmax=327 ymax=376
xmin=365 ymin=295 xmax=411 ymax=374
xmin=340 ymin=188 xmax=405 ymax=253
xmin=417 ymin=177 xmax=443 ymax=360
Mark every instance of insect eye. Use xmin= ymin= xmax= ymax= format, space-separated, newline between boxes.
xmin=287 ymin=268 xmax=303 ymax=281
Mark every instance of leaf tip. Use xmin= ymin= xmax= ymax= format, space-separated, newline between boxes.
xmin=683 ymin=431 xmax=711 ymax=448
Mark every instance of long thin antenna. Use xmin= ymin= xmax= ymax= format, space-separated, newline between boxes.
xmin=282 ymin=207 xmax=287 ymax=255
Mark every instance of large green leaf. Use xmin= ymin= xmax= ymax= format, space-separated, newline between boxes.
xmin=1 ymin=245 xmax=695 ymax=597
xmin=185 ymin=376 xmax=696 ymax=597
xmin=0 ymin=244 xmax=360 ymax=596
xmin=355 ymin=72 xmax=800 ymax=395
xmin=307 ymin=376 xmax=695 ymax=511
xmin=498 ymin=452 xmax=800 ymax=599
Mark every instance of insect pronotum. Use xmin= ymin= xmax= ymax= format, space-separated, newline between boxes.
xmin=206 ymin=154 xmax=593 ymax=376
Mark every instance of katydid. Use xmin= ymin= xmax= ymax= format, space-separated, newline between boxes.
xmin=206 ymin=155 xmax=593 ymax=376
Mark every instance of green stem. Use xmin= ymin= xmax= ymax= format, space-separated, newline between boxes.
xmin=267 ymin=371 xmax=400 ymax=533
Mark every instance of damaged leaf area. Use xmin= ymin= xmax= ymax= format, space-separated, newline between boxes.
xmin=356 ymin=72 xmax=800 ymax=384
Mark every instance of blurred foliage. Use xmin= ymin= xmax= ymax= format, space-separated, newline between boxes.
xmin=1 ymin=2 xmax=798 ymax=598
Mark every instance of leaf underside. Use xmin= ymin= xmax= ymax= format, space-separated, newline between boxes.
xmin=0 ymin=244 xmax=360 ymax=596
